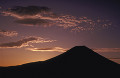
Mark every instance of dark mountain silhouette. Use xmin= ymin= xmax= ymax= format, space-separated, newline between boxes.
xmin=0 ymin=46 xmax=120 ymax=78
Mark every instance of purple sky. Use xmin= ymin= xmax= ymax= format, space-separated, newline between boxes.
xmin=0 ymin=0 xmax=120 ymax=66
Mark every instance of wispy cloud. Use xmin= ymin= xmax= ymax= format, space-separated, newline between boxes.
xmin=93 ymin=48 xmax=120 ymax=52
xmin=2 ymin=6 xmax=50 ymax=17
xmin=26 ymin=47 xmax=67 ymax=52
xmin=15 ymin=18 xmax=49 ymax=26
xmin=1 ymin=6 xmax=111 ymax=32
xmin=0 ymin=29 xmax=18 ymax=37
xmin=0 ymin=36 xmax=56 ymax=48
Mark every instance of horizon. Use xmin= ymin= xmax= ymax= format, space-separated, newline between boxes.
xmin=0 ymin=46 xmax=120 ymax=67
xmin=0 ymin=0 xmax=120 ymax=66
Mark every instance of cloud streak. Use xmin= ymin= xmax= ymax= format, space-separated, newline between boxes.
xmin=26 ymin=47 xmax=67 ymax=52
xmin=0 ymin=36 xmax=56 ymax=48
xmin=2 ymin=6 xmax=112 ymax=31
xmin=93 ymin=48 xmax=120 ymax=52
xmin=15 ymin=18 xmax=49 ymax=26
xmin=0 ymin=29 xmax=18 ymax=37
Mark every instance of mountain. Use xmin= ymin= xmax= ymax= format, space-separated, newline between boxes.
xmin=0 ymin=46 xmax=120 ymax=78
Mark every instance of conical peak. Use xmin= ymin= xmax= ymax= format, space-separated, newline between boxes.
xmin=47 ymin=46 xmax=119 ymax=66
xmin=47 ymin=46 xmax=93 ymax=62
xmin=67 ymin=46 xmax=92 ymax=54
xmin=70 ymin=46 xmax=90 ymax=50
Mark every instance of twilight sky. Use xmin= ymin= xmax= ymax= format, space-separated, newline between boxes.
xmin=0 ymin=0 xmax=120 ymax=66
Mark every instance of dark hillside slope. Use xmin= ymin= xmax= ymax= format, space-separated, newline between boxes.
xmin=0 ymin=46 xmax=120 ymax=78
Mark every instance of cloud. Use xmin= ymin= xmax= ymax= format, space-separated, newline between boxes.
xmin=0 ymin=36 xmax=56 ymax=48
xmin=4 ymin=6 xmax=50 ymax=16
xmin=2 ymin=6 xmax=52 ymax=19
xmin=0 ymin=29 xmax=18 ymax=37
xmin=15 ymin=18 xmax=49 ymax=26
xmin=26 ymin=47 xmax=67 ymax=52
xmin=2 ymin=6 xmax=112 ymax=31
xmin=93 ymin=48 xmax=120 ymax=52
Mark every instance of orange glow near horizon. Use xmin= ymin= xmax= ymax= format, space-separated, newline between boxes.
xmin=0 ymin=49 xmax=63 ymax=67
xmin=0 ymin=58 xmax=47 ymax=67
xmin=0 ymin=47 xmax=120 ymax=67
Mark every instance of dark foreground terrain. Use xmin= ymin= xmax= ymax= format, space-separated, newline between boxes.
xmin=0 ymin=46 xmax=120 ymax=78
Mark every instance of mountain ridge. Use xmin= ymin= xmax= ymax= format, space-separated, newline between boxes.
xmin=0 ymin=46 xmax=120 ymax=78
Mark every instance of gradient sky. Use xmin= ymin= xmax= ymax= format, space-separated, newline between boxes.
xmin=0 ymin=0 xmax=120 ymax=66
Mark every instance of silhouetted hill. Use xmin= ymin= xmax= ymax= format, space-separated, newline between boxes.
xmin=0 ymin=46 xmax=120 ymax=78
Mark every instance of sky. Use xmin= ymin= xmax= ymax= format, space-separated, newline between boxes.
xmin=0 ymin=0 xmax=120 ymax=66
